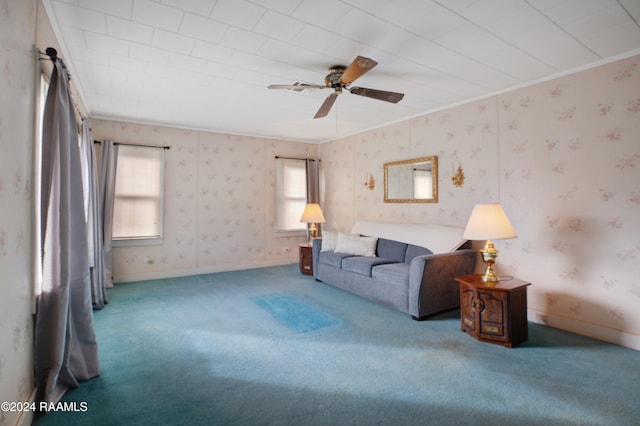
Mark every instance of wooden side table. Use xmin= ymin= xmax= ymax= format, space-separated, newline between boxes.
xmin=298 ymin=243 xmax=313 ymax=276
xmin=455 ymin=274 xmax=531 ymax=348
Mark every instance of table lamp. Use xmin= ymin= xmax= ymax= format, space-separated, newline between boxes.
xmin=300 ymin=203 xmax=325 ymax=242
xmin=463 ymin=203 xmax=517 ymax=283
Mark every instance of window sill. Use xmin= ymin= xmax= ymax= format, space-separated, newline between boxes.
xmin=274 ymin=230 xmax=306 ymax=238
xmin=113 ymin=237 xmax=163 ymax=247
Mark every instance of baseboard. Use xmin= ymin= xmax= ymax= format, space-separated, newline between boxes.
xmin=113 ymin=258 xmax=295 ymax=283
xmin=528 ymin=308 xmax=640 ymax=351
xmin=15 ymin=387 xmax=37 ymax=426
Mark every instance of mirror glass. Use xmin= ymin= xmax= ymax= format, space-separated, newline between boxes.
xmin=384 ymin=156 xmax=438 ymax=203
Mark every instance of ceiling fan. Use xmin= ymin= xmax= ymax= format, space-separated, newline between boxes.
xmin=268 ymin=56 xmax=405 ymax=119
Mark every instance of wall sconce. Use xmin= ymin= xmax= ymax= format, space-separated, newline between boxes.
xmin=451 ymin=163 xmax=465 ymax=187
xmin=364 ymin=173 xmax=375 ymax=190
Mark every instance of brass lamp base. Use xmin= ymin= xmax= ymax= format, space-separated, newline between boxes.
xmin=308 ymin=223 xmax=318 ymax=240
xmin=480 ymin=240 xmax=500 ymax=283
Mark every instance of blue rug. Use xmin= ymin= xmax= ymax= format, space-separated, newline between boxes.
xmin=251 ymin=293 xmax=339 ymax=333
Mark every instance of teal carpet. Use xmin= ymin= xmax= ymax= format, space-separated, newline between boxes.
xmin=35 ymin=265 xmax=639 ymax=425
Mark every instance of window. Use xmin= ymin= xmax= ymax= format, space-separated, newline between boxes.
xmin=112 ymin=145 xmax=165 ymax=245
xmin=33 ymin=74 xmax=48 ymax=302
xmin=275 ymin=158 xmax=307 ymax=234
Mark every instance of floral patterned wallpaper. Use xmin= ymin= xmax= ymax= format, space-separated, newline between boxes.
xmin=0 ymin=0 xmax=37 ymax=424
xmin=91 ymin=120 xmax=318 ymax=281
xmin=498 ymin=58 xmax=640 ymax=343
xmin=320 ymin=55 xmax=640 ymax=349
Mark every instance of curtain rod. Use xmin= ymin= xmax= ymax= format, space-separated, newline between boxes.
xmin=94 ymin=140 xmax=170 ymax=150
xmin=39 ymin=47 xmax=70 ymax=77
xmin=39 ymin=47 xmax=87 ymax=122
xmin=274 ymin=156 xmax=320 ymax=161
xmin=42 ymin=47 xmax=58 ymax=61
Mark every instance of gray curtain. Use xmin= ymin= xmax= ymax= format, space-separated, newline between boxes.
xmin=305 ymin=159 xmax=321 ymax=235
xmin=35 ymin=58 xmax=100 ymax=403
xmin=305 ymin=159 xmax=320 ymax=204
xmin=99 ymin=140 xmax=118 ymax=288
xmin=80 ymin=119 xmax=107 ymax=308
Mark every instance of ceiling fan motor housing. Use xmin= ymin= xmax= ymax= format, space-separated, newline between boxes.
xmin=325 ymin=65 xmax=347 ymax=88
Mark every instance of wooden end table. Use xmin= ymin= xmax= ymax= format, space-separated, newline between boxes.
xmin=298 ymin=243 xmax=313 ymax=276
xmin=455 ymin=274 xmax=531 ymax=348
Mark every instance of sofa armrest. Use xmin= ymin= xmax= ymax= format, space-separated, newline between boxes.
xmin=408 ymin=249 xmax=477 ymax=319
xmin=312 ymin=238 xmax=322 ymax=279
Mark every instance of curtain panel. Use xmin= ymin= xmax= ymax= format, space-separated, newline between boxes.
xmin=305 ymin=159 xmax=320 ymax=204
xmin=80 ymin=119 xmax=108 ymax=308
xmin=305 ymin=159 xmax=321 ymax=236
xmin=99 ymin=140 xmax=118 ymax=287
xmin=35 ymin=58 xmax=100 ymax=403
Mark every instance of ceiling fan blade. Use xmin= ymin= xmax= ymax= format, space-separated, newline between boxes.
xmin=268 ymin=83 xmax=326 ymax=90
xmin=314 ymin=92 xmax=339 ymax=119
xmin=349 ymin=87 xmax=404 ymax=103
xmin=339 ymin=56 xmax=378 ymax=85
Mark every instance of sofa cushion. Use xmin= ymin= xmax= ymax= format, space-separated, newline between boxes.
xmin=405 ymin=244 xmax=433 ymax=263
xmin=372 ymin=263 xmax=411 ymax=286
xmin=341 ymin=257 xmax=396 ymax=277
xmin=318 ymin=251 xmax=356 ymax=268
xmin=376 ymin=238 xmax=408 ymax=263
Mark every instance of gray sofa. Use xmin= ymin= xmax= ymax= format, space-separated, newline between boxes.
xmin=312 ymin=236 xmax=476 ymax=320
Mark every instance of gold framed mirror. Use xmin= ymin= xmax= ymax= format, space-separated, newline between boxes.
xmin=384 ymin=156 xmax=438 ymax=203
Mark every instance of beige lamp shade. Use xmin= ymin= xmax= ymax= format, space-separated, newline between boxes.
xmin=300 ymin=203 xmax=326 ymax=224
xmin=463 ymin=203 xmax=517 ymax=283
xmin=463 ymin=203 xmax=517 ymax=241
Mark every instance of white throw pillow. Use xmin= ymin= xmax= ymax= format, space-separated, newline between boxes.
xmin=335 ymin=233 xmax=377 ymax=257
xmin=358 ymin=236 xmax=378 ymax=257
xmin=321 ymin=231 xmax=336 ymax=252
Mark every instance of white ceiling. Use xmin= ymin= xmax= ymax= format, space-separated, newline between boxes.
xmin=44 ymin=0 xmax=640 ymax=143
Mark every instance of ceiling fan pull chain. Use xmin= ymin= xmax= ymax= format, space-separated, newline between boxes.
xmin=335 ymin=100 xmax=338 ymax=135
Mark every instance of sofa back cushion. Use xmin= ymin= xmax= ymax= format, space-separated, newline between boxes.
xmin=405 ymin=244 xmax=433 ymax=263
xmin=376 ymin=238 xmax=408 ymax=263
